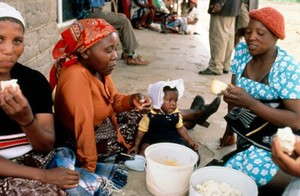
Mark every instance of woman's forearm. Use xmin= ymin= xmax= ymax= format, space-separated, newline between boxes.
xmin=0 ymin=157 xmax=43 ymax=181
xmin=21 ymin=114 xmax=55 ymax=152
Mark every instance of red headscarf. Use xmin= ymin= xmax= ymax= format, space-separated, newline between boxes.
xmin=49 ymin=19 xmax=116 ymax=91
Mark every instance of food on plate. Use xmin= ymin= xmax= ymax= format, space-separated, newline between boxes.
xmin=277 ymin=127 xmax=296 ymax=156
xmin=0 ymin=79 xmax=18 ymax=92
xmin=195 ymin=180 xmax=242 ymax=196
xmin=210 ymin=79 xmax=228 ymax=95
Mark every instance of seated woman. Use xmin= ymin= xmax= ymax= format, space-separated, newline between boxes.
xmin=130 ymin=0 xmax=157 ymax=29
xmin=49 ymin=17 xmax=221 ymax=191
xmin=0 ymin=2 xmax=79 ymax=195
xmin=218 ymin=7 xmax=300 ymax=194
xmin=161 ymin=0 xmax=200 ymax=34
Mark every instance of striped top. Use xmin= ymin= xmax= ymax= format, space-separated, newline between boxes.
xmin=0 ymin=133 xmax=32 ymax=159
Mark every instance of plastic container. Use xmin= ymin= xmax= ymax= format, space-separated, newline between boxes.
xmin=145 ymin=142 xmax=198 ymax=196
xmin=189 ymin=166 xmax=258 ymax=196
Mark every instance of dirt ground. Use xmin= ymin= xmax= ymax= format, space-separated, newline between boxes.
xmin=110 ymin=1 xmax=300 ymax=195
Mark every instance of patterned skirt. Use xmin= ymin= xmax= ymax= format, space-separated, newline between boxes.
xmin=64 ymin=110 xmax=143 ymax=160
xmin=0 ymin=150 xmax=66 ymax=195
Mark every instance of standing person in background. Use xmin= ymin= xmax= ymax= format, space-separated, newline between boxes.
xmin=0 ymin=2 xmax=79 ymax=195
xmin=199 ymin=0 xmax=243 ymax=75
xmin=73 ymin=0 xmax=150 ymax=66
xmin=234 ymin=0 xmax=259 ymax=46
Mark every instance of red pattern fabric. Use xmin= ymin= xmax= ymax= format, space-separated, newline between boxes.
xmin=49 ymin=19 xmax=116 ymax=91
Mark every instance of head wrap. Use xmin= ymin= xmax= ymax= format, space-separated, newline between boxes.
xmin=249 ymin=7 xmax=285 ymax=40
xmin=148 ymin=79 xmax=185 ymax=109
xmin=0 ymin=2 xmax=25 ymax=29
xmin=49 ymin=19 xmax=116 ymax=90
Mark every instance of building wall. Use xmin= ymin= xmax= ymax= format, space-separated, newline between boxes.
xmin=3 ymin=0 xmax=59 ymax=78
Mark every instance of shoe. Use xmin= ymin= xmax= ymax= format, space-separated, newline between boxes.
xmin=124 ymin=155 xmax=146 ymax=172
xmin=197 ymin=96 xmax=221 ymax=127
xmin=189 ymin=95 xmax=205 ymax=129
xmin=125 ymin=56 xmax=150 ymax=66
xmin=188 ymin=95 xmax=206 ymax=129
xmin=135 ymin=24 xmax=143 ymax=30
xmin=190 ymin=95 xmax=205 ymax=110
xmin=121 ymin=52 xmax=142 ymax=60
xmin=199 ymin=68 xmax=222 ymax=75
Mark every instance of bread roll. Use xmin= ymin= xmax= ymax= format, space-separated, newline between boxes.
xmin=0 ymin=79 xmax=18 ymax=92
xmin=277 ymin=127 xmax=296 ymax=156
xmin=210 ymin=79 xmax=228 ymax=95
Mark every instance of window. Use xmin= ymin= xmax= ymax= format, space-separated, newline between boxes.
xmin=57 ymin=0 xmax=77 ymax=28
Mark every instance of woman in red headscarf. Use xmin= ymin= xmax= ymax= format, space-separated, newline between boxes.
xmin=49 ymin=18 xmax=153 ymax=195
xmin=50 ymin=18 xmax=152 ymax=173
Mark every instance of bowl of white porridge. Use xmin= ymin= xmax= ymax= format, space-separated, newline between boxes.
xmin=189 ymin=166 xmax=258 ymax=196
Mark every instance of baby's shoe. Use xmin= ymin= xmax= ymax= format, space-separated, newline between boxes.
xmin=124 ymin=155 xmax=146 ymax=172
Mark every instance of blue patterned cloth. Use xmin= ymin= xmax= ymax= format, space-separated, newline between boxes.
xmin=231 ymin=42 xmax=300 ymax=101
xmin=225 ymin=42 xmax=300 ymax=187
xmin=47 ymin=147 xmax=127 ymax=196
xmin=225 ymin=145 xmax=278 ymax=187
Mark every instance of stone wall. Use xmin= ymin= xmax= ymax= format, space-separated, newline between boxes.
xmin=3 ymin=0 xmax=59 ymax=78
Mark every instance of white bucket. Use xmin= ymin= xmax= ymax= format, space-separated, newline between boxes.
xmin=189 ymin=166 xmax=258 ymax=196
xmin=145 ymin=142 xmax=198 ymax=196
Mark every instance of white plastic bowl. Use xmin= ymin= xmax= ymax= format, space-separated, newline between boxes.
xmin=189 ymin=166 xmax=258 ymax=196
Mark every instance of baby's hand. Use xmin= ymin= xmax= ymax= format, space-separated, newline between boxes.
xmin=128 ymin=145 xmax=138 ymax=154
xmin=188 ymin=140 xmax=198 ymax=152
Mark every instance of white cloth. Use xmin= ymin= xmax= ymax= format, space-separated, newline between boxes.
xmin=0 ymin=2 xmax=25 ymax=28
xmin=283 ymin=177 xmax=300 ymax=196
xmin=147 ymin=79 xmax=184 ymax=109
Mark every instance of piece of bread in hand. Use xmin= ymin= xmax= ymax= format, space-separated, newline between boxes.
xmin=0 ymin=79 xmax=18 ymax=92
xmin=210 ymin=79 xmax=228 ymax=95
xmin=277 ymin=127 xmax=296 ymax=156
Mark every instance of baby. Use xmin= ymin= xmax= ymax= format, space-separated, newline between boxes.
xmin=126 ymin=79 xmax=199 ymax=171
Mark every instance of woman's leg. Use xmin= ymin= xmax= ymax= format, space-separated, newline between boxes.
xmin=259 ymin=169 xmax=292 ymax=195
xmin=136 ymin=8 xmax=150 ymax=29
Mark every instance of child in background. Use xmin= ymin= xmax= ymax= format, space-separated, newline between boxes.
xmin=161 ymin=0 xmax=199 ymax=34
xmin=125 ymin=79 xmax=199 ymax=171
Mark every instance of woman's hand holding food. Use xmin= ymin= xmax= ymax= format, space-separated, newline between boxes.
xmin=221 ymin=85 xmax=258 ymax=109
xmin=130 ymin=93 xmax=152 ymax=112
xmin=0 ymin=84 xmax=34 ymax=126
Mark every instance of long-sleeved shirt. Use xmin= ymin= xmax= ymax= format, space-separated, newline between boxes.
xmin=54 ymin=63 xmax=132 ymax=172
